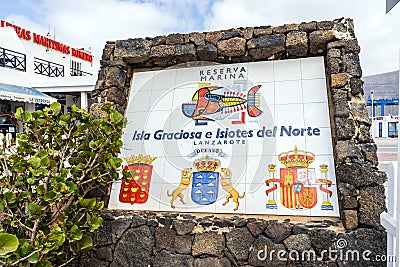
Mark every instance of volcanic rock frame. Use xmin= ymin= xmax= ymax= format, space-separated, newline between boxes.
xmin=83 ymin=18 xmax=388 ymax=267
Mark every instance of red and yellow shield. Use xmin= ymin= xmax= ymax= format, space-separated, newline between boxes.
xmin=298 ymin=187 xmax=318 ymax=209
xmin=279 ymin=168 xmax=298 ymax=209
xmin=279 ymin=168 xmax=318 ymax=209
xmin=119 ymin=164 xmax=153 ymax=204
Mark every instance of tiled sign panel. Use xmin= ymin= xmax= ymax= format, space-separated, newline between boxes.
xmin=108 ymin=57 xmax=340 ymax=217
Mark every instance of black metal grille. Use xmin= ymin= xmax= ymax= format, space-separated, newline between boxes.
xmin=0 ymin=47 xmax=26 ymax=72
xmin=70 ymin=69 xmax=93 ymax=76
xmin=34 ymin=57 xmax=64 ymax=77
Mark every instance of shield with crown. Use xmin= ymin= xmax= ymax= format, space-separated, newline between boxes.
xmin=266 ymin=146 xmax=324 ymax=210
xmin=119 ymin=154 xmax=156 ymax=204
xmin=191 ymin=155 xmax=220 ymax=205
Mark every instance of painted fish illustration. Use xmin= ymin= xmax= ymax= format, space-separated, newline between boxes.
xmin=182 ymin=85 xmax=262 ymax=122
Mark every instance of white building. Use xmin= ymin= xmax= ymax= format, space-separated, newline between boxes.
xmin=371 ymin=115 xmax=399 ymax=138
xmin=0 ymin=19 xmax=99 ymax=114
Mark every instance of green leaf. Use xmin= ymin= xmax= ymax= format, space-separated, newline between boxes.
xmin=27 ymin=177 xmax=37 ymax=184
xmin=28 ymin=203 xmax=44 ymax=217
xmin=16 ymin=238 xmax=34 ymax=258
xmin=60 ymin=114 xmax=71 ymax=122
xmin=36 ymin=184 xmax=46 ymax=195
xmin=94 ymin=201 xmax=105 ymax=211
xmin=35 ymin=149 xmax=48 ymax=158
xmin=4 ymin=191 xmax=16 ymax=204
xmin=35 ymin=260 xmax=52 ymax=267
xmin=109 ymin=158 xmax=116 ymax=169
xmin=50 ymin=101 xmax=62 ymax=113
xmin=0 ymin=233 xmax=19 ymax=256
xmin=88 ymin=215 xmax=103 ymax=232
xmin=23 ymin=111 xmax=32 ymax=122
xmin=28 ymin=251 xmax=39 ymax=263
xmin=72 ymin=235 xmax=93 ymax=254
xmin=43 ymin=191 xmax=57 ymax=201
xmin=79 ymin=198 xmax=96 ymax=209
xmin=28 ymin=156 xmax=41 ymax=168
xmin=0 ymin=199 xmax=7 ymax=211
xmin=15 ymin=107 xmax=23 ymax=121
xmin=110 ymin=110 xmax=124 ymax=124
xmin=101 ymin=103 xmax=112 ymax=111
xmin=68 ymin=225 xmax=83 ymax=242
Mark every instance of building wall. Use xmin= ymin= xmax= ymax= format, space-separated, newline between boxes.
xmin=0 ymin=23 xmax=99 ymax=111
xmin=86 ymin=18 xmax=387 ymax=266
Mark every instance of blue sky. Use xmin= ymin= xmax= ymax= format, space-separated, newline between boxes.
xmin=0 ymin=0 xmax=399 ymax=76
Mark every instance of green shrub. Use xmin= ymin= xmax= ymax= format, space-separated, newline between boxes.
xmin=0 ymin=102 xmax=125 ymax=266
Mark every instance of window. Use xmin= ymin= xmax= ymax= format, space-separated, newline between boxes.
xmin=70 ymin=60 xmax=82 ymax=76
xmin=378 ymin=122 xmax=382 ymax=137
xmin=388 ymin=122 xmax=398 ymax=138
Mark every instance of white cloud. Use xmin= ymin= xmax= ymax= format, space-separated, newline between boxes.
xmin=205 ymin=0 xmax=400 ymax=75
xmin=3 ymin=0 xmax=400 ymax=75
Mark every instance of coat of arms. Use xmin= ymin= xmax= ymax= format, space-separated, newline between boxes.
xmin=119 ymin=154 xmax=156 ymax=204
xmin=167 ymin=155 xmax=245 ymax=211
xmin=265 ymin=146 xmax=333 ymax=211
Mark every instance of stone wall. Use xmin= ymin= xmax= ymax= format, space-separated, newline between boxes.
xmin=72 ymin=211 xmax=386 ymax=267
xmin=87 ymin=18 xmax=388 ymax=266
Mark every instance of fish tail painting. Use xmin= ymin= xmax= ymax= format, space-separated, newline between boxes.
xmin=247 ymin=85 xmax=262 ymax=117
xmin=181 ymin=84 xmax=263 ymax=124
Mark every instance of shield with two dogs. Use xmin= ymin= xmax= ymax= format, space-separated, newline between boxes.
xmin=191 ymin=171 xmax=219 ymax=205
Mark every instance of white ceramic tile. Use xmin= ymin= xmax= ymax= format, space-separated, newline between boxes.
xmin=246 ymin=155 xmax=276 ymax=185
xmin=301 ymin=57 xmax=326 ymax=80
xmin=275 ymin=104 xmax=305 ymax=127
xmin=126 ymin=90 xmax=152 ymax=112
xmin=152 ymin=68 xmax=177 ymax=90
xmin=247 ymin=61 xmax=274 ymax=83
xmin=165 ymin=138 xmax=196 ymax=157
xmin=172 ymin=85 xmax=199 ymax=111
xmin=116 ymin=58 xmax=339 ymax=217
xmin=131 ymin=71 xmax=154 ymax=92
xmin=274 ymin=58 xmax=302 ymax=81
xmin=246 ymin=133 xmax=276 ymax=157
xmin=185 ymin=197 xmax=217 ymax=213
xmin=120 ymin=141 xmax=144 ymax=159
xmin=221 ymin=63 xmax=249 ymax=86
xmin=303 ymin=102 xmax=331 ymax=128
xmin=219 ymin=156 xmax=247 ymax=184
xmin=124 ymin=112 xmax=150 ymax=133
xmin=246 ymin=183 xmax=277 ymax=215
xmin=305 ymin=127 xmax=334 ymax=155
xmin=215 ymin=183 xmax=246 ymax=214
xmin=302 ymin=79 xmax=328 ymax=103
xmin=108 ymin=181 xmax=124 ymax=209
xmin=141 ymin=110 xmax=171 ymax=132
xmin=142 ymin=141 xmax=168 ymax=159
xmin=257 ymin=82 xmax=274 ymax=107
xmin=309 ymin=184 xmax=340 ymax=217
xmin=149 ymin=89 xmax=174 ymax=111
xmin=175 ymin=66 xmax=199 ymax=86
xmin=275 ymin=80 xmax=303 ymax=105
xmin=198 ymin=64 xmax=246 ymax=87
xmin=160 ymin=156 xmax=191 ymax=184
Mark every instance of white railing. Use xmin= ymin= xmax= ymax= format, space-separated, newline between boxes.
xmin=380 ymin=160 xmax=399 ymax=267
